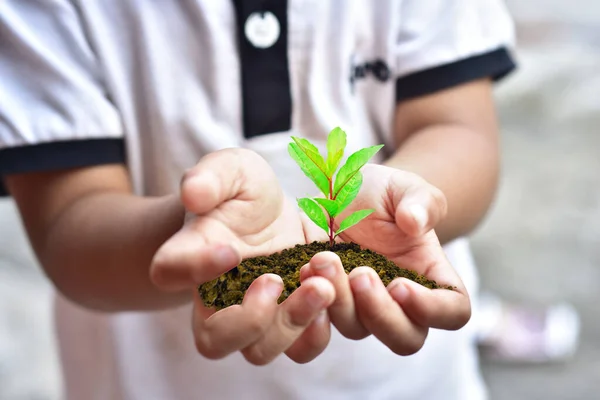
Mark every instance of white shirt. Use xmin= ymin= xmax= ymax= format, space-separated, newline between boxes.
xmin=0 ymin=1 xmax=516 ymax=399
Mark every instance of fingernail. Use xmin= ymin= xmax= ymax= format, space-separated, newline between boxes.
xmin=350 ymin=270 xmax=372 ymax=293
xmin=408 ymin=204 xmax=428 ymax=230
xmin=299 ymin=264 xmax=311 ymax=281
xmin=388 ymin=280 xmax=409 ymax=302
xmin=264 ymin=275 xmax=283 ymax=299
xmin=315 ymin=310 xmax=329 ymax=325
xmin=312 ymin=260 xmax=336 ymax=278
xmin=212 ymin=245 xmax=239 ymax=266
xmin=306 ymin=285 xmax=328 ymax=310
xmin=182 ymin=174 xmax=204 ymax=194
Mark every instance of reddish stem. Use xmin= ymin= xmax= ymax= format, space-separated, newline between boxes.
xmin=328 ymin=178 xmax=335 ymax=247
xmin=328 ymin=215 xmax=335 ymax=247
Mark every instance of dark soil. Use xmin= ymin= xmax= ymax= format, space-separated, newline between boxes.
xmin=198 ymin=241 xmax=453 ymax=310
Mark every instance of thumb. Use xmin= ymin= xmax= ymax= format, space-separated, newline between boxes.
xmin=180 ymin=148 xmax=281 ymax=215
xmin=391 ymin=172 xmax=448 ymax=237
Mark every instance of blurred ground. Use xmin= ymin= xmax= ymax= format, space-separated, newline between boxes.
xmin=1 ymin=1 xmax=599 ymax=399
xmin=471 ymin=2 xmax=600 ymax=397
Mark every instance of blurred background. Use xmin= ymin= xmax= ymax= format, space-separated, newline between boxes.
xmin=0 ymin=1 xmax=599 ymax=399
xmin=471 ymin=0 xmax=600 ymax=398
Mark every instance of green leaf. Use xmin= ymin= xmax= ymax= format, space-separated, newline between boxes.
xmin=335 ymin=209 xmax=375 ymax=236
xmin=288 ymin=143 xmax=330 ymax=196
xmin=326 ymin=127 xmax=347 ymax=176
xmin=297 ymin=198 xmax=330 ymax=234
xmin=314 ymin=198 xmax=339 ymax=218
xmin=333 ymin=172 xmax=362 ymax=216
xmin=333 ymin=144 xmax=384 ymax=197
xmin=291 ymin=136 xmax=328 ymax=177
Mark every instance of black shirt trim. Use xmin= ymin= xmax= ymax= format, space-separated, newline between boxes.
xmin=0 ymin=138 xmax=125 ymax=196
xmin=232 ymin=0 xmax=292 ymax=138
xmin=396 ymin=47 xmax=517 ymax=102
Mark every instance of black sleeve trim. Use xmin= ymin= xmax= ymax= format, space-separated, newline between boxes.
xmin=0 ymin=138 xmax=125 ymax=196
xmin=395 ymin=47 xmax=517 ymax=102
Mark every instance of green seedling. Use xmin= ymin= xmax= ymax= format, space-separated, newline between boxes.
xmin=288 ymin=127 xmax=384 ymax=247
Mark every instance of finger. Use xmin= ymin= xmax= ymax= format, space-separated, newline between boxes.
xmin=391 ymin=173 xmax=447 ymax=237
xmin=383 ymin=229 xmax=470 ymax=329
xmin=180 ymin=149 xmax=282 ymax=222
xmin=192 ymin=274 xmax=283 ymax=360
xmin=241 ymin=276 xmax=335 ymax=366
xmin=284 ymin=311 xmax=331 ymax=364
xmin=308 ymin=252 xmax=369 ymax=340
xmin=299 ymin=263 xmax=313 ymax=282
xmin=150 ymin=230 xmax=240 ymax=291
xmin=349 ymin=267 xmax=428 ymax=356
xmin=180 ymin=148 xmax=248 ymax=214
xmin=388 ymin=278 xmax=471 ymax=330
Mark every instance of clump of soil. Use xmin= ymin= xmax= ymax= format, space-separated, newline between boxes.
xmin=198 ymin=241 xmax=453 ymax=310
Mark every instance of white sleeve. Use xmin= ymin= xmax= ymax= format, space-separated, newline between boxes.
xmin=0 ymin=0 xmax=124 ymax=188
xmin=394 ymin=0 xmax=517 ymax=101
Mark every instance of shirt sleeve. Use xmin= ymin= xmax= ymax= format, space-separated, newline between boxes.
xmin=394 ymin=0 xmax=517 ymax=102
xmin=0 ymin=0 xmax=125 ymax=195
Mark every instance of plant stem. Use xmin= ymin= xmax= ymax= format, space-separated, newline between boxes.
xmin=329 ymin=215 xmax=335 ymax=247
xmin=328 ymin=179 xmax=334 ymax=247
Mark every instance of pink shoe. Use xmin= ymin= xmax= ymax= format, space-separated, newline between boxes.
xmin=475 ymin=293 xmax=581 ymax=364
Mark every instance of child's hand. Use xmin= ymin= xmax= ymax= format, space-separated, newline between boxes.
xmin=301 ymin=164 xmax=471 ymax=355
xmin=151 ymin=148 xmax=305 ymax=290
xmin=150 ymin=148 xmax=335 ymax=365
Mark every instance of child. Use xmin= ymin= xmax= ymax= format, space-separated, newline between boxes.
xmin=0 ymin=0 xmax=515 ymax=399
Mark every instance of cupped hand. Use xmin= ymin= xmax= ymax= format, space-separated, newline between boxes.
xmin=301 ymin=164 xmax=471 ymax=355
xmin=150 ymin=148 xmax=334 ymax=365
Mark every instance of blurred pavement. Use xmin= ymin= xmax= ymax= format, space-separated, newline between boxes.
xmin=471 ymin=6 xmax=600 ymax=399
xmin=471 ymin=1 xmax=600 ymax=398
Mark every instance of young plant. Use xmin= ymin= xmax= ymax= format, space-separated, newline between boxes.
xmin=288 ymin=127 xmax=384 ymax=247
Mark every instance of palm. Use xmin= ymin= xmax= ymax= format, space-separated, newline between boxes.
xmin=178 ymin=148 xmax=310 ymax=263
xmin=151 ymin=149 xmax=312 ymax=293
xmin=190 ymin=196 xmax=307 ymax=260
xmin=337 ymin=165 xmax=442 ymax=275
